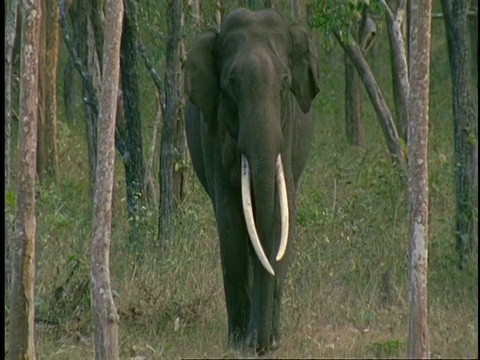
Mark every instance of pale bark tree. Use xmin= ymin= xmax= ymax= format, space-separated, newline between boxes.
xmin=5 ymin=0 xmax=20 ymax=188
xmin=334 ymin=30 xmax=406 ymax=169
xmin=189 ymin=0 xmax=201 ymax=30
xmin=384 ymin=0 xmax=410 ymax=142
xmin=441 ymin=0 xmax=478 ymax=268
xmin=290 ymin=0 xmax=300 ymax=20
xmin=4 ymin=0 xmax=20 ymax=308
xmin=159 ymin=0 xmax=182 ymax=246
xmin=8 ymin=0 xmax=41 ymax=358
xmin=407 ymin=1 xmax=432 ymax=358
xmin=215 ymin=0 xmax=222 ymax=30
xmin=345 ymin=8 xmax=376 ymax=147
xmin=311 ymin=2 xmax=412 ymax=170
xmin=91 ymin=0 xmax=123 ymax=357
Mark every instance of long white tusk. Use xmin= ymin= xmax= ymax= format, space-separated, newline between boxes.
xmin=241 ymin=155 xmax=275 ymax=276
xmin=276 ymin=155 xmax=289 ymax=261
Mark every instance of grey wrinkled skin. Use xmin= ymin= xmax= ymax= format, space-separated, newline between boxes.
xmin=184 ymin=8 xmax=320 ymax=355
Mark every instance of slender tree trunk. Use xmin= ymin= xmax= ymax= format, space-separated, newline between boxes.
xmin=264 ymin=0 xmax=278 ymax=8
xmin=468 ymin=0 xmax=478 ymax=87
xmin=345 ymin=54 xmax=364 ymax=147
xmin=37 ymin=1 xmax=47 ymax=181
xmin=334 ymin=30 xmax=406 ymax=170
xmin=91 ymin=0 xmax=123 ymax=357
xmin=441 ymin=0 xmax=479 ymax=268
xmin=385 ymin=0 xmax=410 ymax=142
xmin=63 ymin=0 xmax=103 ymax=187
xmin=158 ymin=0 xmax=182 ymax=246
xmin=37 ymin=0 xmax=60 ymax=183
xmin=5 ymin=0 xmax=19 ymax=188
xmin=63 ymin=58 xmax=77 ymax=125
xmin=144 ymin=101 xmax=162 ymax=209
xmin=344 ymin=9 xmax=375 ymax=147
xmin=5 ymin=0 xmax=20 ymax=307
xmin=189 ymin=0 xmax=201 ymax=30
xmin=175 ymin=9 xmax=188 ymax=205
xmin=8 ymin=0 xmax=41 ymax=358
xmin=214 ymin=0 xmax=222 ymax=31
xmin=290 ymin=0 xmax=300 ymax=20
xmin=120 ymin=0 xmax=145 ymax=243
xmin=45 ymin=0 xmax=60 ymax=181
xmin=407 ymin=1 xmax=432 ymax=358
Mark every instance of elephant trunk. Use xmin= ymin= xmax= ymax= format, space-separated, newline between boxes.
xmin=240 ymin=153 xmax=289 ymax=276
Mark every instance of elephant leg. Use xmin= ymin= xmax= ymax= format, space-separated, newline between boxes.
xmin=245 ymin=260 xmax=275 ymax=354
xmin=271 ymin=247 xmax=291 ymax=350
xmin=271 ymin=178 xmax=296 ymax=351
xmin=214 ymin=187 xmax=251 ymax=350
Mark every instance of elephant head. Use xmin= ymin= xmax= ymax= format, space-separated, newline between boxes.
xmin=185 ymin=8 xmax=319 ymax=354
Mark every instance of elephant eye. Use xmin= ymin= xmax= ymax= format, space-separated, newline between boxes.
xmin=226 ymin=77 xmax=239 ymax=103
xmin=282 ymin=74 xmax=291 ymax=90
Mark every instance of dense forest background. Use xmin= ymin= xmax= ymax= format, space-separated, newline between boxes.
xmin=4 ymin=0 xmax=477 ymax=358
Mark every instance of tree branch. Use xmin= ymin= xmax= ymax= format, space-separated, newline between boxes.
xmin=58 ymin=0 xmax=99 ymax=118
xmin=334 ymin=29 xmax=406 ymax=170
xmin=137 ymin=39 xmax=166 ymax=114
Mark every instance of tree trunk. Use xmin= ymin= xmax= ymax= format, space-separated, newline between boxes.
xmin=345 ymin=53 xmax=364 ymax=147
xmin=175 ymin=8 xmax=188 ymax=206
xmin=264 ymin=0 xmax=278 ymax=8
xmin=189 ymin=0 xmax=201 ymax=30
xmin=4 ymin=0 xmax=20 ymax=306
xmin=64 ymin=0 xmax=104 ymax=187
xmin=441 ymin=0 xmax=479 ymax=268
xmin=407 ymin=1 xmax=432 ymax=358
xmin=91 ymin=0 xmax=123 ymax=358
xmin=334 ymin=30 xmax=406 ymax=170
xmin=63 ymin=58 xmax=77 ymax=126
xmin=385 ymin=0 xmax=410 ymax=142
xmin=215 ymin=0 xmax=222 ymax=31
xmin=344 ymin=9 xmax=375 ymax=147
xmin=37 ymin=0 xmax=60 ymax=183
xmin=290 ymin=0 xmax=300 ymax=20
xmin=468 ymin=0 xmax=478 ymax=87
xmin=5 ymin=0 xmax=19 ymax=189
xmin=37 ymin=1 xmax=47 ymax=181
xmin=8 ymin=0 xmax=41 ymax=358
xmin=158 ymin=0 xmax=182 ymax=247
xmin=120 ymin=0 xmax=145 ymax=243
xmin=45 ymin=0 xmax=60 ymax=181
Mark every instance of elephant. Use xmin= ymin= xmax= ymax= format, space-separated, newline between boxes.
xmin=184 ymin=8 xmax=320 ymax=355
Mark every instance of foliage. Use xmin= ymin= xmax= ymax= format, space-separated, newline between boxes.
xmin=308 ymin=0 xmax=382 ymax=48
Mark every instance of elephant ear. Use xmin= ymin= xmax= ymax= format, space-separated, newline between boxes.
xmin=185 ymin=30 xmax=219 ymax=122
xmin=289 ymin=25 xmax=320 ymax=113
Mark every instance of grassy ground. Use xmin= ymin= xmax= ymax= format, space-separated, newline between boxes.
xmin=5 ymin=10 xmax=477 ymax=360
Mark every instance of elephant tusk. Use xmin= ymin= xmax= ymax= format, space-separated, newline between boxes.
xmin=276 ymin=155 xmax=289 ymax=261
xmin=241 ymin=155 xmax=275 ymax=276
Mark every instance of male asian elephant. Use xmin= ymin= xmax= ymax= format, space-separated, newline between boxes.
xmin=184 ymin=8 xmax=320 ymax=354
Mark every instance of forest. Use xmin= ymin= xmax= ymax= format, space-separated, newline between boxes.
xmin=4 ymin=0 xmax=478 ymax=359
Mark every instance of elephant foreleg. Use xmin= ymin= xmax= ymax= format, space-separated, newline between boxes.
xmin=214 ymin=186 xmax=252 ymax=349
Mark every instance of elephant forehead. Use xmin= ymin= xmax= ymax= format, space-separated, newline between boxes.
xmin=219 ymin=10 xmax=291 ymax=50
xmin=217 ymin=28 xmax=291 ymax=72
xmin=222 ymin=8 xmax=287 ymax=33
